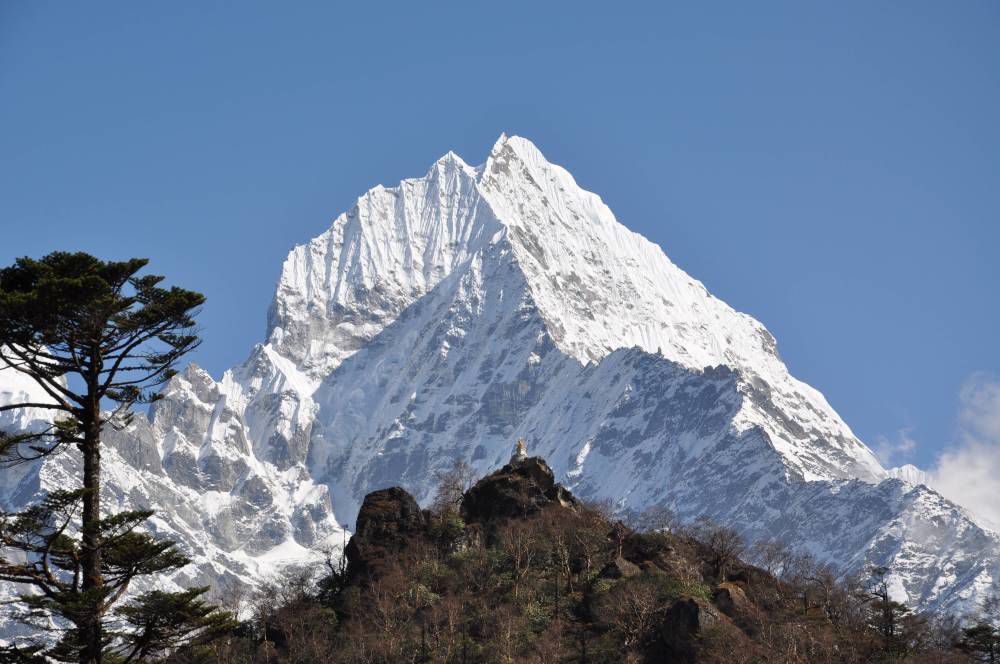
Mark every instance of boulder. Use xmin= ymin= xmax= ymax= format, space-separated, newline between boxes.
xmin=598 ymin=556 xmax=641 ymax=580
xmin=658 ymin=596 xmax=727 ymax=661
xmin=663 ymin=596 xmax=723 ymax=636
xmin=713 ymin=581 xmax=750 ymax=619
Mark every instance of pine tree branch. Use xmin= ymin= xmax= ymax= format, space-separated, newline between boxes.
xmin=99 ymin=321 xmax=175 ymax=393
xmin=0 ymin=346 xmax=82 ymax=409
xmin=0 ymin=403 xmax=70 ymax=413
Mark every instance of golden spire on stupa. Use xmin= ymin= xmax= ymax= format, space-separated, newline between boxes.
xmin=512 ymin=437 xmax=527 ymax=462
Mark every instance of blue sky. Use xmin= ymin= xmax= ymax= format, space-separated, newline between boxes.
xmin=1 ymin=1 xmax=997 ymax=470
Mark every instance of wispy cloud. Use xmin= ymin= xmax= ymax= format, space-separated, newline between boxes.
xmin=927 ymin=373 xmax=1000 ymax=529
xmin=874 ymin=427 xmax=918 ymax=467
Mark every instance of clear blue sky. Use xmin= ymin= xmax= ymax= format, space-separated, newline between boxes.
xmin=1 ymin=2 xmax=997 ymax=469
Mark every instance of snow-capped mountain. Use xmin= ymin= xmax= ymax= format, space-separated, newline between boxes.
xmin=888 ymin=463 xmax=932 ymax=487
xmin=1 ymin=135 xmax=996 ymax=625
xmin=0 ymin=360 xmax=343 ymax=599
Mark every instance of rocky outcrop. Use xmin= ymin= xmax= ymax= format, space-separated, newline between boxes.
xmin=713 ymin=581 xmax=751 ymax=619
xmin=657 ymin=597 xmax=730 ymax=662
xmin=342 ymin=456 xmax=576 ymax=580
xmin=461 ymin=456 xmax=576 ymax=526
xmin=598 ymin=556 xmax=641 ymax=580
xmin=664 ymin=596 xmax=724 ymax=636
xmin=345 ymin=487 xmax=428 ymax=582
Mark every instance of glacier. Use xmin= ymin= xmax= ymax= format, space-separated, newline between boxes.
xmin=1 ymin=134 xmax=997 ymax=630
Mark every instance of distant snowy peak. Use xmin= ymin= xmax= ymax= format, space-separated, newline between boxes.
xmin=0 ymin=361 xmax=60 ymax=503
xmin=0 ymin=361 xmax=57 ymax=432
xmin=888 ymin=463 xmax=932 ymax=487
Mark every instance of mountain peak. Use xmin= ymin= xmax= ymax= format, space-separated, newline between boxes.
xmin=431 ymin=149 xmax=473 ymax=175
xmin=264 ymin=135 xmax=885 ymax=485
xmin=2 ymin=137 xmax=996 ymax=627
xmin=887 ymin=463 xmax=931 ymax=486
xmin=488 ymin=131 xmax=510 ymax=155
xmin=481 ymin=133 xmax=565 ymax=193
xmin=486 ymin=132 xmax=542 ymax=161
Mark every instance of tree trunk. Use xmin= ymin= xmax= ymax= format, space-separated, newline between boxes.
xmin=79 ymin=402 xmax=104 ymax=664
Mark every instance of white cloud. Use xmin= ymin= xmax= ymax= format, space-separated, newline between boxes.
xmin=874 ymin=427 xmax=918 ymax=467
xmin=926 ymin=373 xmax=1000 ymax=529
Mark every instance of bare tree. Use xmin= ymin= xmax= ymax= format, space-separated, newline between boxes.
xmin=693 ymin=516 xmax=745 ymax=581
xmin=430 ymin=457 xmax=475 ymax=516
xmin=633 ymin=505 xmax=678 ymax=534
xmin=583 ymin=498 xmax=616 ymax=522
xmin=747 ymin=539 xmax=792 ymax=578
xmin=498 ymin=521 xmax=537 ymax=600
xmin=603 ymin=577 xmax=661 ymax=650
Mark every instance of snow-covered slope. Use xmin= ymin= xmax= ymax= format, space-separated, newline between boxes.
xmin=1 ymin=135 xmax=996 ymax=627
xmin=0 ymin=361 xmax=344 ymax=603
xmin=888 ymin=463 xmax=932 ymax=487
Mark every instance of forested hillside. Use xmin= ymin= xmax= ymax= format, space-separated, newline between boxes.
xmin=170 ymin=455 xmax=998 ymax=663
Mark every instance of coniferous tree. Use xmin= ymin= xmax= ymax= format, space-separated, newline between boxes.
xmin=0 ymin=252 xmax=232 ymax=663
xmin=960 ymin=591 xmax=1000 ymax=664
xmin=865 ymin=565 xmax=913 ymax=656
xmin=960 ymin=622 xmax=999 ymax=663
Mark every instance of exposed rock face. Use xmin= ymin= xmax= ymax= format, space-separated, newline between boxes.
xmin=599 ymin=556 xmax=642 ymax=580
xmin=345 ymin=487 xmax=427 ymax=582
xmin=462 ymin=456 xmax=576 ymax=525
xmin=665 ymin=597 xmax=724 ymax=635
xmin=660 ymin=597 xmax=729 ymax=661
xmin=713 ymin=582 xmax=751 ymax=619
xmin=621 ymin=532 xmax=696 ymax=583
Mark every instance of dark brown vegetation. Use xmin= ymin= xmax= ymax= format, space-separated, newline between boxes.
xmin=170 ymin=456 xmax=998 ymax=663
